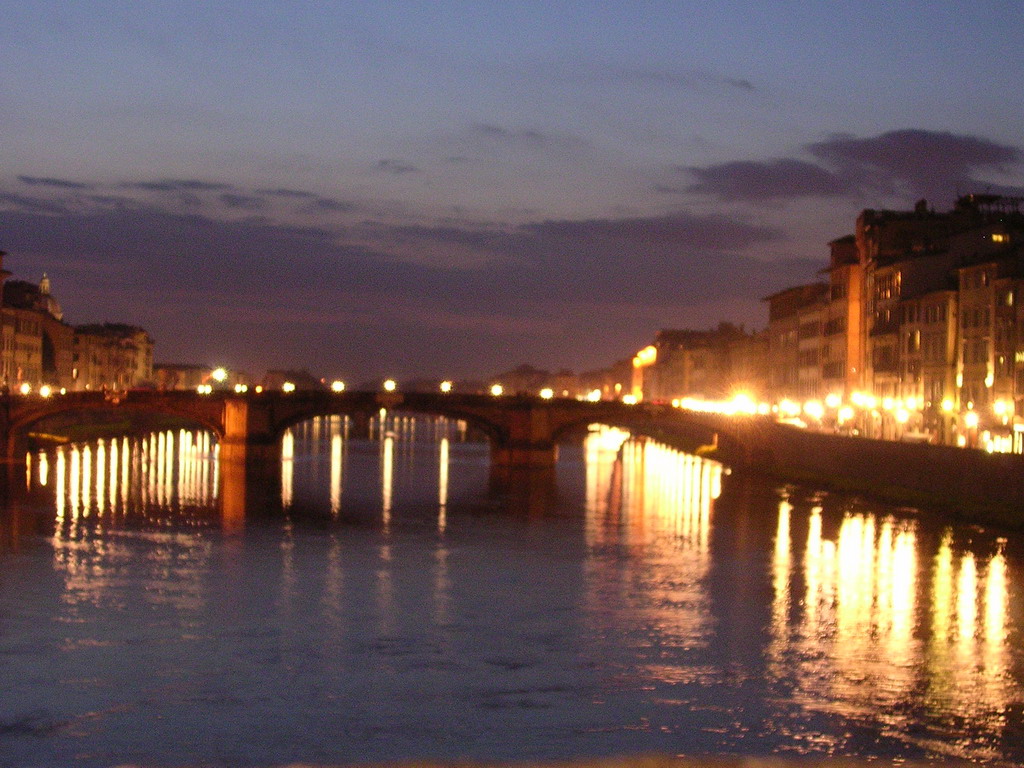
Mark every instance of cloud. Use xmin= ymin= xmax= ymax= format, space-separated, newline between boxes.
xmin=685 ymin=129 xmax=1023 ymax=205
xmin=474 ymin=123 xmax=546 ymax=142
xmin=684 ymin=159 xmax=852 ymax=202
xmin=123 ymin=179 xmax=233 ymax=192
xmin=219 ymin=193 xmax=266 ymax=211
xmin=256 ymin=187 xmax=319 ymax=199
xmin=527 ymin=211 xmax=782 ymax=252
xmin=723 ymin=77 xmax=755 ymax=91
xmin=375 ymin=159 xmax=421 ymax=175
xmin=302 ymin=196 xmax=355 ymax=213
xmin=17 ymin=175 xmax=93 ymax=190
xmin=609 ymin=68 xmax=757 ymax=94
xmin=0 ymin=192 xmax=72 ymax=215
xmin=0 ymin=198 xmax=814 ymax=377
xmin=470 ymin=123 xmax=564 ymax=147
xmin=807 ymin=129 xmax=1022 ymax=200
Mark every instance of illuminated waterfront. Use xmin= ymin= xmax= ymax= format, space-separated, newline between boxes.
xmin=0 ymin=417 xmax=1022 ymax=766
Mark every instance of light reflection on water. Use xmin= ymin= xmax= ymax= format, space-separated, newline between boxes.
xmin=1 ymin=418 xmax=1022 ymax=765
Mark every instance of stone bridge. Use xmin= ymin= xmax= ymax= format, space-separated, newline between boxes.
xmin=0 ymin=389 xmax=772 ymax=473
xmin=6 ymin=389 xmax=1024 ymax=526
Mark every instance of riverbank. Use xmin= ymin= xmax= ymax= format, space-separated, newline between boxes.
xmin=756 ymin=423 xmax=1024 ymax=531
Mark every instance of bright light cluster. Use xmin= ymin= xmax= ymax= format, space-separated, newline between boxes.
xmin=671 ymin=393 xmax=769 ymax=417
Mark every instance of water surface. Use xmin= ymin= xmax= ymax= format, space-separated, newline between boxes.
xmin=0 ymin=416 xmax=1021 ymax=766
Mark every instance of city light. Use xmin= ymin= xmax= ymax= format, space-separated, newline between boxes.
xmin=211 ymin=367 xmax=228 ymax=383
xmin=282 ymin=382 xmax=296 ymax=393
xmin=539 ymin=387 xmax=554 ymax=399
xmin=439 ymin=380 xmax=453 ymax=393
xmin=622 ymin=394 xmax=638 ymax=405
xmin=196 ymin=384 xmax=213 ymax=394
xmin=331 ymin=380 xmax=346 ymax=393
xmin=490 ymin=384 xmax=504 ymax=397
xmin=825 ymin=393 xmax=841 ymax=409
xmin=964 ymin=411 xmax=980 ymax=429
xmin=234 ymin=383 xmax=248 ymax=393
xmin=803 ymin=400 xmax=824 ymax=420
xmin=632 ymin=345 xmax=657 ymax=367
xmin=39 ymin=385 xmax=52 ymax=398
xmin=942 ymin=398 xmax=955 ymax=413
xmin=383 ymin=379 xmax=397 ymax=392
xmin=779 ymin=399 xmax=801 ymax=418
xmin=585 ymin=389 xmax=601 ymax=402
xmin=18 ymin=383 xmax=31 ymax=395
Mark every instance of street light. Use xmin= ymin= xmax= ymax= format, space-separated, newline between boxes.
xmin=490 ymin=384 xmax=504 ymax=397
xmin=331 ymin=380 xmax=346 ymax=393
xmin=383 ymin=379 xmax=397 ymax=392
xmin=439 ymin=380 xmax=453 ymax=393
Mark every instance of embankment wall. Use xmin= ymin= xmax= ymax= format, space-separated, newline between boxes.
xmin=761 ymin=424 xmax=1024 ymax=529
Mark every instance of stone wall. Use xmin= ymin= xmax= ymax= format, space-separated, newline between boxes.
xmin=760 ymin=423 xmax=1024 ymax=529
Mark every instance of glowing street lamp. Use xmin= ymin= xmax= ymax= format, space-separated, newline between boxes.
xmin=490 ymin=383 xmax=504 ymax=397
xmin=211 ymin=367 xmax=228 ymax=383
xmin=18 ymin=383 xmax=31 ymax=395
xmin=282 ymin=381 xmax=296 ymax=393
xmin=539 ymin=387 xmax=554 ymax=400
xmin=439 ymin=380 xmax=453 ymax=393
xmin=964 ymin=411 xmax=980 ymax=429
xmin=383 ymin=379 xmax=397 ymax=392
xmin=331 ymin=380 xmax=346 ymax=393
xmin=39 ymin=385 xmax=52 ymax=398
xmin=803 ymin=400 xmax=824 ymax=421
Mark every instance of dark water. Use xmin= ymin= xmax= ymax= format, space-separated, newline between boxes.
xmin=0 ymin=415 xmax=1022 ymax=767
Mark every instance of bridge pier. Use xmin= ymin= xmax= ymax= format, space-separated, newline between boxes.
xmin=490 ymin=441 xmax=559 ymax=470
xmin=489 ymin=403 xmax=561 ymax=471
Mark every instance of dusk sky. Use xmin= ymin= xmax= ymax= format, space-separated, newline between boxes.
xmin=3 ymin=1 xmax=1023 ymax=382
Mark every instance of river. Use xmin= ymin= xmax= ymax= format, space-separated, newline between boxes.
xmin=0 ymin=414 xmax=1021 ymax=766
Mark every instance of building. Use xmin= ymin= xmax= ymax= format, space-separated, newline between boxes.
xmin=0 ymin=260 xmax=75 ymax=390
xmin=73 ymin=324 xmax=154 ymax=391
xmin=819 ymin=236 xmax=863 ymax=400
xmin=631 ymin=324 xmax=758 ymax=404
xmin=764 ymin=283 xmax=828 ymax=403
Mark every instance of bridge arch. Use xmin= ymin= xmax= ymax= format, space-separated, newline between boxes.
xmin=266 ymin=399 xmax=508 ymax=447
xmin=2 ymin=391 xmax=227 ymax=457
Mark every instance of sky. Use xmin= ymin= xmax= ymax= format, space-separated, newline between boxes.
xmin=2 ymin=1 xmax=1023 ymax=382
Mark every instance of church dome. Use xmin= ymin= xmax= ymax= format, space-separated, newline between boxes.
xmin=38 ymin=274 xmax=63 ymax=320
